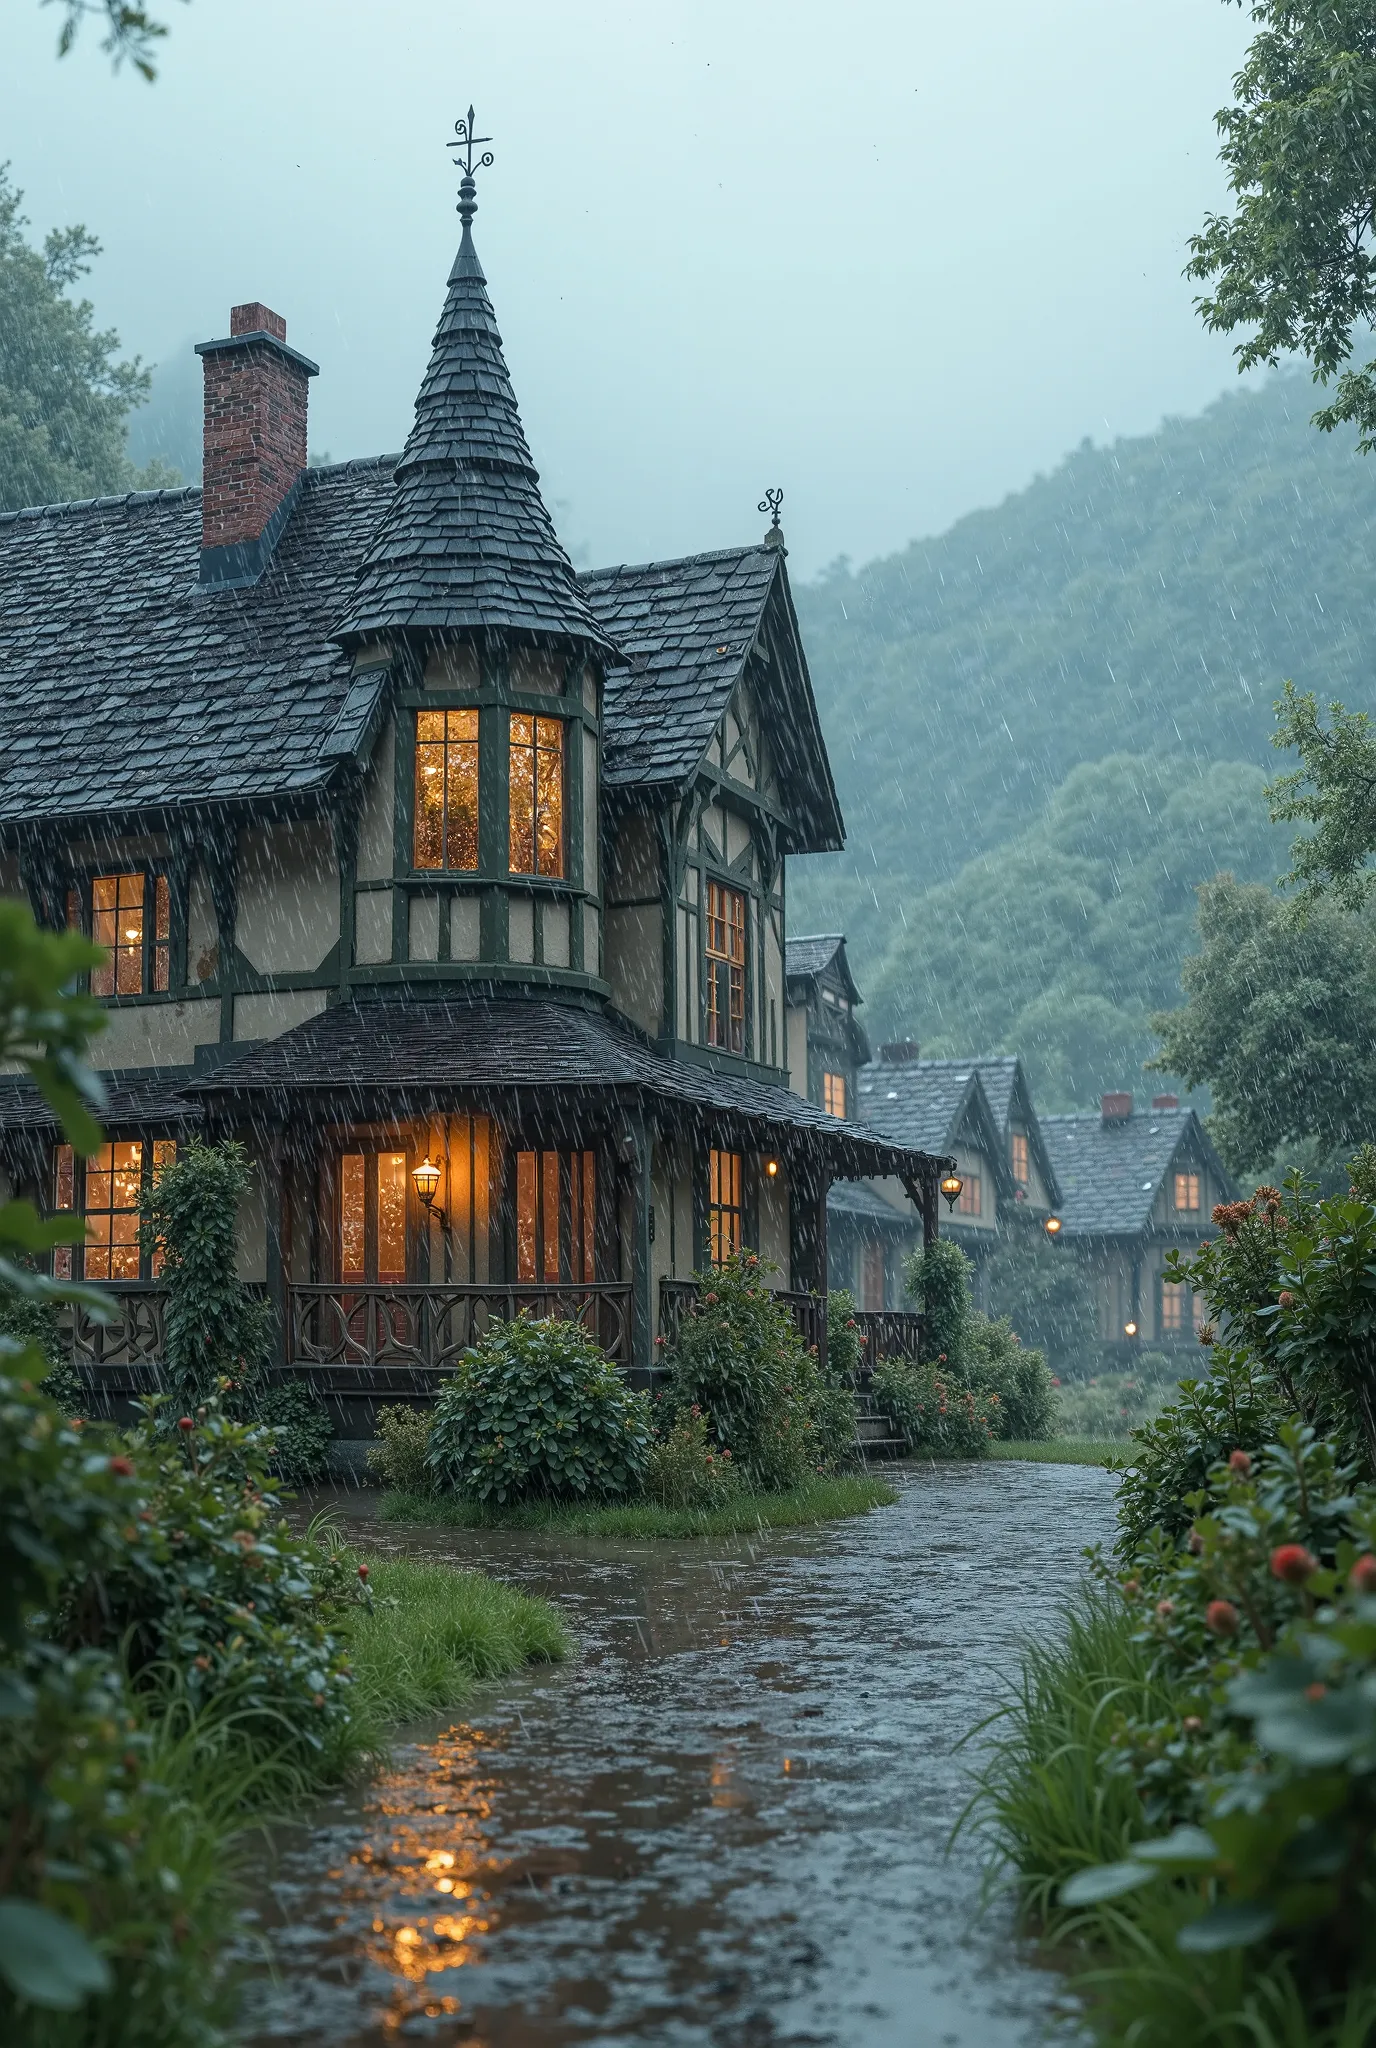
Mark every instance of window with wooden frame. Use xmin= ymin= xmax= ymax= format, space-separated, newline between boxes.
xmin=74 ymin=873 xmax=171 ymax=997
xmin=823 ymin=1072 xmax=846 ymax=1118
xmin=705 ymin=881 xmax=746 ymax=1053
xmin=957 ymin=1173 xmax=983 ymax=1217
xmin=1011 ymin=1132 xmax=1029 ymax=1185
xmin=708 ymin=1147 xmax=744 ymax=1264
xmin=1161 ymin=1277 xmax=1188 ymax=1333
xmin=515 ymin=1149 xmax=595 ymax=1284
xmin=52 ymin=1138 xmax=176 ymax=1280
xmin=414 ymin=708 xmax=479 ymax=870
xmin=1174 ymin=1171 xmax=1201 ymax=1213
xmin=508 ymin=713 xmax=564 ymax=877
xmin=337 ymin=1149 xmax=410 ymax=1285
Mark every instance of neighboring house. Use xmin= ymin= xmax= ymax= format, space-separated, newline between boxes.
xmin=851 ymin=1046 xmax=1017 ymax=1303
xmin=0 ymin=155 xmax=944 ymax=1419
xmin=971 ymin=1054 xmax=1062 ymax=1224
xmin=1039 ymin=1091 xmax=1237 ymax=1354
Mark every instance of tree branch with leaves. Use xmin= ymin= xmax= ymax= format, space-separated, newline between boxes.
xmin=40 ymin=1 xmax=186 ymax=81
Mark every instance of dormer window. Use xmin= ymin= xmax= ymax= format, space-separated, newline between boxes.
xmin=509 ymin=713 xmax=564 ymax=877
xmin=823 ymin=1072 xmax=846 ymax=1117
xmin=414 ymin=709 xmax=479 ymax=870
xmin=1011 ymin=1132 xmax=1029 ymax=1185
xmin=705 ymin=880 xmax=746 ymax=1053
xmin=76 ymin=873 xmax=170 ymax=996
xmin=1174 ymin=1172 xmax=1201 ymax=1212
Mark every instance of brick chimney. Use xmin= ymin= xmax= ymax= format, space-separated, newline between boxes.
xmin=880 ymin=1040 xmax=920 ymax=1063
xmin=195 ymin=303 xmax=318 ymax=588
xmin=1101 ymin=1092 xmax=1133 ymax=1123
xmin=1151 ymin=1093 xmax=1180 ymax=1109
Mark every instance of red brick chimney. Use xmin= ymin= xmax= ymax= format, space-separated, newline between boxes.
xmin=1151 ymin=1093 xmax=1180 ymax=1109
xmin=1101 ymin=1092 xmax=1133 ymax=1123
xmin=195 ymin=303 xmax=318 ymax=587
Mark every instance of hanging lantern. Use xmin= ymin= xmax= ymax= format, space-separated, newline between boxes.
xmin=1043 ymin=1214 xmax=1063 ymax=1238
xmin=940 ymin=1171 xmax=964 ymax=1210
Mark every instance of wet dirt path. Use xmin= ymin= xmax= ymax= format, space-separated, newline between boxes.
xmin=239 ymin=1461 xmax=1114 ymax=2047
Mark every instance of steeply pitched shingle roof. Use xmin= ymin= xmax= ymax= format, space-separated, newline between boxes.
xmin=335 ymin=219 xmax=612 ymax=652
xmin=857 ymin=1057 xmax=987 ymax=1158
xmin=0 ymin=461 xmax=396 ymax=825
xmin=785 ymin=935 xmax=846 ymax=983
xmin=1038 ymin=1106 xmax=1234 ymax=1237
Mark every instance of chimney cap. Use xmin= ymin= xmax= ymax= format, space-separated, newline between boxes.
xmin=880 ymin=1040 xmax=920 ymax=1064
xmin=231 ymin=301 xmax=287 ymax=342
xmin=195 ymin=302 xmax=318 ymax=377
xmin=1101 ymin=1092 xmax=1134 ymax=1122
xmin=1151 ymin=1093 xmax=1180 ymax=1109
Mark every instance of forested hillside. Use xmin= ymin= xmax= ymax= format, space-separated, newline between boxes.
xmin=791 ymin=372 xmax=1376 ymax=1104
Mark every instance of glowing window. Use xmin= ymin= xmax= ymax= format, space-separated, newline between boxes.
xmin=89 ymin=873 xmax=169 ymax=997
xmin=339 ymin=1150 xmax=409 ymax=1284
xmin=708 ymin=1148 xmax=743 ymax=1265
xmin=61 ymin=1137 xmax=175 ymax=1281
xmin=705 ymin=882 xmax=746 ymax=1053
xmin=414 ymin=709 xmax=479 ymax=871
xmin=1011 ymin=1132 xmax=1029 ymax=1184
xmin=823 ymin=1072 xmax=846 ymax=1118
xmin=1161 ymin=1279 xmax=1188 ymax=1333
xmin=957 ymin=1173 xmax=983 ymax=1217
xmin=1174 ymin=1172 xmax=1201 ymax=1212
xmin=509 ymin=714 xmax=564 ymax=877
xmin=515 ymin=1150 xmax=596 ymax=1283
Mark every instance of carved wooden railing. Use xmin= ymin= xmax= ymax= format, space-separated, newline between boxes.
xmin=849 ymin=1309 xmax=924 ymax=1370
xmin=287 ymin=1282 xmax=634 ymax=1375
xmin=67 ymin=1283 xmax=168 ymax=1373
xmin=657 ymin=1278 xmax=828 ymax=1365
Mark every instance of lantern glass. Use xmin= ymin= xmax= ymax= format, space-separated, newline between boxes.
xmin=1043 ymin=1215 xmax=1062 ymax=1237
xmin=940 ymin=1172 xmax=964 ymax=1210
xmin=412 ymin=1156 xmax=441 ymax=1207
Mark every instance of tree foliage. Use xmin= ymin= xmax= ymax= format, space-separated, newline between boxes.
xmin=1187 ymin=1 xmax=1376 ymax=450
xmin=1267 ymin=680 xmax=1376 ymax=906
xmin=42 ymin=2 xmax=183 ymax=81
xmin=0 ymin=166 xmax=175 ymax=514
xmin=1151 ymin=874 xmax=1376 ymax=1172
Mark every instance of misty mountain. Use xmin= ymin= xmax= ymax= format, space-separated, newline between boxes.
xmin=789 ymin=372 xmax=1376 ymax=1098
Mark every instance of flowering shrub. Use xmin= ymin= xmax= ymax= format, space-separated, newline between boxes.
xmin=644 ymin=1407 xmax=743 ymax=1509
xmin=427 ymin=1314 xmax=652 ymax=1504
xmin=367 ymin=1401 xmax=436 ymax=1495
xmin=962 ymin=1315 xmax=1058 ymax=1440
xmin=1065 ymin=1423 xmax=1376 ymax=2000
xmin=871 ymin=1358 xmax=996 ymax=1458
xmin=826 ymin=1288 xmax=865 ymax=1381
xmin=662 ymin=1254 xmax=828 ymax=1490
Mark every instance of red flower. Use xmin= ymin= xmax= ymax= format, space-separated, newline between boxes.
xmin=68 ymin=1416 xmax=83 ymax=1430
xmin=1205 ymin=1599 xmax=1239 ymax=1637
xmin=357 ymin=1563 xmax=369 ymax=1581
xmin=178 ymin=1416 xmax=194 ymax=1432
xmin=1050 ymin=1376 xmax=1061 ymax=1387
xmin=108 ymin=1455 xmax=134 ymax=1477
xmin=1277 ymin=1290 xmax=1295 ymax=1310
xmin=1270 ymin=1544 xmax=1316 ymax=1586
xmin=1156 ymin=1598 xmax=1175 ymax=1620
xmin=1228 ymin=1449 xmax=1252 ymax=1476
xmin=194 ymin=1655 xmax=211 ymax=1671
xmin=705 ymin=1292 xmax=719 ymax=1306
xmin=1350 ymin=1554 xmax=1376 ymax=1594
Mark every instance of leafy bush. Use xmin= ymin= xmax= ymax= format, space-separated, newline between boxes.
xmin=256 ymin=1379 xmax=334 ymax=1486
xmin=826 ymin=1288 xmax=865 ymax=1380
xmin=902 ymin=1236 xmax=971 ymax=1364
xmin=427 ymin=1314 xmax=652 ymax=1505
xmin=872 ymin=1358 xmax=996 ymax=1458
xmin=963 ymin=1315 xmax=1058 ymax=1440
xmin=1054 ymin=1366 xmax=1173 ymax=1442
xmin=367 ymin=1403 xmax=435 ymax=1495
xmin=643 ymin=1408 xmax=743 ymax=1509
xmin=662 ymin=1254 xmax=827 ymax=1490
xmin=1116 ymin=1345 xmax=1289 ymax=1554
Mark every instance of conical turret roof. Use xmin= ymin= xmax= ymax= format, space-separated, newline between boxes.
xmin=337 ymin=203 xmax=615 ymax=652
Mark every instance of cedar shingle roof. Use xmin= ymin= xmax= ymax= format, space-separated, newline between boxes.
xmin=857 ymin=1057 xmax=985 ymax=1157
xmin=335 ymin=224 xmax=612 ymax=652
xmin=186 ymin=994 xmax=939 ymax=1178
xmin=1038 ymin=1106 xmax=1235 ymax=1238
xmin=0 ymin=462 xmax=395 ymax=825
xmin=784 ymin=934 xmax=862 ymax=1004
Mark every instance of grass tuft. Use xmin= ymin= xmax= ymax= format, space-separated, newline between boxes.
xmin=377 ymin=1472 xmax=898 ymax=1538
xmin=989 ymin=1438 xmax=1124 ymax=1467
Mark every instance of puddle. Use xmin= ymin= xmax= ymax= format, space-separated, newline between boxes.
xmin=237 ymin=1461 xmax=1114 ymax=2045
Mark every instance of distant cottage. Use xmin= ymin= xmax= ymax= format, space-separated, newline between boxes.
xmin=0 ymin=141 xmax=944 ymax=1423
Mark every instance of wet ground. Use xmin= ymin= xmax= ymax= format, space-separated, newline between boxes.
xmin=238 ymin=1461 xmax=1115 ymax=2047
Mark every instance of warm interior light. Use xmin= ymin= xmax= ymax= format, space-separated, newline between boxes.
xmin=940 ymin=1172 xmax=964 ymax=1210
xmin=1044 ymin=1215 xmax=1063 ymax=1237
xmin=412 ymin=1156 xmax=441 ymax=1207
xmin=764 ymin=1157 xmax=779 ymax=1178
xmin=1124 ymin=1320 xmax=1139 ymax=1338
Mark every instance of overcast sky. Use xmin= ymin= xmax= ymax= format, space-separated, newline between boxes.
xmin=3 ymin=0 xmax=1255 ymax=578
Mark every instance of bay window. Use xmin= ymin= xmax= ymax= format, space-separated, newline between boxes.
xmin=414 ymin=708 xmax=479 ymax=870
xmin=509 ymin=713 xmax=564 ymax=877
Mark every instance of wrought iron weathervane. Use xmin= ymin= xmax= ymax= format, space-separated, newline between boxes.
xmin=758 ymin=487 xmax=784 ymax=533
xmin=447 ymin=106 xmax=494 ymax=224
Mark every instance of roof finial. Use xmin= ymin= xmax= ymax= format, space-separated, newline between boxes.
xmin=758 ymin=486 xmax=785 ymax=550
xmin=448 ymin=106 xmax=494 ymax=230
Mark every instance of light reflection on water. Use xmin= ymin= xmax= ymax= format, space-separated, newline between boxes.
xmin=238 ymin=1461 xmax=1115 ymax=2047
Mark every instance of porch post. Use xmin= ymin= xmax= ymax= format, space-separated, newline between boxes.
xmin=789 ymin=1151 xmax=829 ymax=1296
xmin=625 ymin=1106 xmax=653 ymax=1374
xmin=263 ymin=1123 xmax=288 ymax=1372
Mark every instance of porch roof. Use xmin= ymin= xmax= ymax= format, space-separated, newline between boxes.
xmin=0 ymin=1070 xmax=203 ymax=1134
xmin=187 ymin=995 xmax=944 ymax=1181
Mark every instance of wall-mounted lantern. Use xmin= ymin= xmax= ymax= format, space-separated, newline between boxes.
xmin=412 ymin=1155 xmax=449 ymax=1230
xmin=1124 ymin=1319 xmax=1139 ymax=1339
xmin=764 ymin=1157 xmax=780 ymax=1180
xmin=1044 ymin=1214 xmax=1063 ymax=1238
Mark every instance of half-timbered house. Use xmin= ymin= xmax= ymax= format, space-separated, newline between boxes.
xmin=0 ymin=149 xmax=943 ymax=1432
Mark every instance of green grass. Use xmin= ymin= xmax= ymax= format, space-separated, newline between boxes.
xmin=377 ymin=1472 xmax=898 ymax=1538
xmin=990 ymin=1437 xmax=1124 ymax=1467
xmin=967 ymin=1588 xmax=1376 ymax=2047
